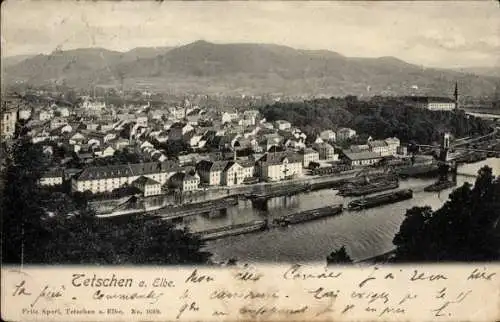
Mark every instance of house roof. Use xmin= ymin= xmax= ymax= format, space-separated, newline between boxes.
xmin=368 ymin=140 xmax=388 ymax=148
xmin=385 ymin=137 xmax=400 ymax=144
xmin=313 ymin=142 xmax=334 ymax=149
xmin=343 ymin=151 xmax=382 ymax=161
xmin=299 ymin=148 xmax=318 ymax=155
xmin=41 ymin=168 xmax=64 ymax=178
xmin=133 ymin=176 xmax=160 ymax=186
xmin=350 ymin=145 xmax=370 ymax=153
xmin=238 ymin=160 xmax=256 ymax=168
xmin=337 ymin=127 xmax=356 ymax=133
xmin=171 ymin=171 xmax=199 ymax=182
xmin=77 ymin=161 xmax=182 ymax=181
xmin=197 ymin=160 xmax=228 ymax=172
xmin=170 ymin=122 xmax=187 ymax=129
xmin=258 ymin=151 xmax=302 ymax=165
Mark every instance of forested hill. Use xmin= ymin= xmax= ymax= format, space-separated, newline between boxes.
xmin=259 ymin=97 xmax=491 ymax=145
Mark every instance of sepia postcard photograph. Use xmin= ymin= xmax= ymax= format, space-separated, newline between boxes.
xmin=1 ymin=0 xmax=499 ymax=321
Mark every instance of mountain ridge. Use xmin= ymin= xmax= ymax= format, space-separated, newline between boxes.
xmin=3 ymin=41 xmax=499 ymax=97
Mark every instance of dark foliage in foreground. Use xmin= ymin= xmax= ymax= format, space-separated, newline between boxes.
xmin=393 ymin=165 xmax=500 ymax=262
xmin=1 ymin=139 xmax=211 ymax=265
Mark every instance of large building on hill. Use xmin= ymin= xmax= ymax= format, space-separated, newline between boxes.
xmin=402 ymin=96 xmax=456 ymax=111
xmin=71 ymin=161 xmax=183 ymax=194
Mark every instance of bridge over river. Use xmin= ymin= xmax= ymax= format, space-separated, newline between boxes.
xmin=465 ymin=111 xmax=500 ymax=121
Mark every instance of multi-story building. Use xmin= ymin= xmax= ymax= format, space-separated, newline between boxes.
xmin=336 ymin=128 xmax=357 ymax=141
xmin=132 ymin=176 xmax=162 ymax=197
xmin=39 ymin=168 xmax=64 ymax=186
xmin=319 ymin=130 xmax=336 ymax=142
xmin=242 ymin=110 xmax=259 ymax=126
xmin=196 ymin=160 xmax=228 ymax=186
xmin=368 ymin=140 xmax=390 ymax=156
xmin=222 ymin=162 xmax=245 ymax=186
xmin=256 ymin=151 xmax=303 ymax=182
xmin=275 ymin=120 xmax=291 ymax=131
xmin=342 ymin=151 xmax=382 ymax=167
xmin=18 ymin=107 xmax=32 ymax=120
xmin=221 ymin=111 xmax=239 ymax=124
xmin=1 ymin=106 xmax=17 ymax=139
xmin=238 ymin=160 xmax=255 ymax=181
xmin=38 ymin=109 xmax=53 ymax=121
xmin=197 ymin=159 xmax=255 ymax=186
xmin=71 ymin=161 xmax=182 ymax=194
xmin=169 ymin=172 xmax=200 ymax=192
xmin=298 ymin=148 xmax=320 ymax=168
xmin=136 ymin=115 xmax=148 ymax=128
xmin=385 ymin=137 xmax=401 ymax=156
xmin=312 ymin=142 xmax=337 ymax=160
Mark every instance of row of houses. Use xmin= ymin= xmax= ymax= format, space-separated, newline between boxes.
xmin=61 ymin=149 xmax=307 ymax=196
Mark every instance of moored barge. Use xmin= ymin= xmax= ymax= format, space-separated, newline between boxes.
xmin=248 ymin=184 xmax=312 ymax=201
xmin=424 ymin=180 xmax=457 ymax=192
xmin=273 ymin=204 xmax=344 ymax=226
xmin=348 ymin=189 xmax=413 ymax=210
xmin=155 ymin=196 xmax=239 ymax=219
xmin=339 ymin=180 xmax=399 ymax=197
xmin=195 ymin=220 xmax=268 ymax=241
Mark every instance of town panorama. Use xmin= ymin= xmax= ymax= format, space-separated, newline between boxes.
xmin=1 ymin=2 xmax=500 ymax=266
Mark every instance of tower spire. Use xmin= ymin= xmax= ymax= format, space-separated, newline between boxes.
xmin=454 ymin=81 xmax=458 ymax=111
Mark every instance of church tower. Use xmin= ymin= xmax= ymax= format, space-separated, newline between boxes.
xmin=454 ymin=81 xmax=459 ymax=111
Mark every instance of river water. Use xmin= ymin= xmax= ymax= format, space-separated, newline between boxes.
xmin=180 ymin=158 xmax=500 ymax=264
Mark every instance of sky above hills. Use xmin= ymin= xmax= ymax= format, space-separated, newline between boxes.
xmin=1 ymin=1 xmax=499 ymax=69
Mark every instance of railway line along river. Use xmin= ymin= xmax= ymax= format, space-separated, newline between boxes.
xmin=180 ymin=158 xmax=500 ymax=264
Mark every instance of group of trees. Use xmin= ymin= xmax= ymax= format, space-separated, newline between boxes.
xmin=1 ymin=139 xmax=211 ymax=265
xmin=259 ymin=97 xmax=491 ymax=145
xmin=392 ymin=165 xmax=500 ymax=262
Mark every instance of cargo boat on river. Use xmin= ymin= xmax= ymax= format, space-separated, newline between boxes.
xmin=153 ymin=195 xmax=239 ymax=219
xmin=195 ymin=220 xmax=268 ymax=241
xmin=247 ymin=184 xmax=312 ymax=201
xmin=424 ymin=180 xmax=457 ymax=192
xmin=273 ymin=204 xmax=344 ymax=227
xmin=338 ymin=179 xmax=399 ymax=197
xmin=348 ymin=189 xmax=413 ymax=210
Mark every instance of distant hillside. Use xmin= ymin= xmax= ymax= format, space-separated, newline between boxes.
xmin=120 ymin=47 xmax=173 ymax=62
xmin=3 ymin=41 xmax=499 ymax=97
xmin=453 ymin=66 xmax=500 ymax=78
xmin=1 ymin=54 xmax=35 ymax=68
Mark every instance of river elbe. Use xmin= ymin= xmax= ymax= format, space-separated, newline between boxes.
xmin=182 ymin=158 xmax=500 ymax=263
